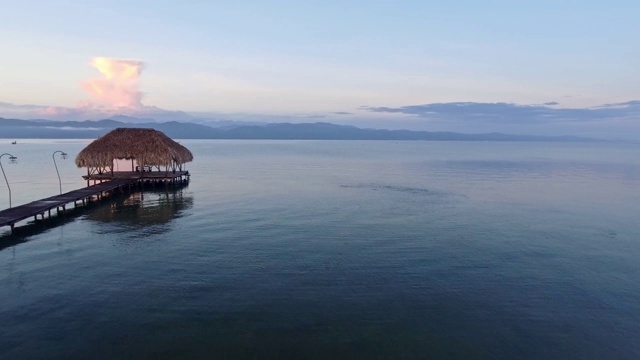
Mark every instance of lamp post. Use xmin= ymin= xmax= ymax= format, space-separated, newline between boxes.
xmin=52 ymin=150 xmax=68 ymax=194
xmin=0 ymin=153 xmax=18 ymax=208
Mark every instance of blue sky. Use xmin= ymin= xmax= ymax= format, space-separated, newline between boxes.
xmin=0 ymin=0 xmax=638 ymax=138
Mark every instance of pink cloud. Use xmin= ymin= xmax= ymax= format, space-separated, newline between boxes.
xmin=81 ymin=57 xmax=145 ymax=109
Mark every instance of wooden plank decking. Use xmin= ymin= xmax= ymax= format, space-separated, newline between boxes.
xmin=0 ymin=179 xmax=135 ymax=231
xmin=84 ymin=170 xmax=190 ymax=181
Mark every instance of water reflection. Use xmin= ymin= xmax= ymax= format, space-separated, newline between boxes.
xmin=87 ymin=186 xmax=193 ymax=228
xmin=0 ymin=205 xmax=90 ymax=248
xmin=0 ymin=186 xmax=194 ymax=248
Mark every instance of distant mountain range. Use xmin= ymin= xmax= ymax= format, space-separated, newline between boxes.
xmin=0 ymin=116 xmax=600 ymax=142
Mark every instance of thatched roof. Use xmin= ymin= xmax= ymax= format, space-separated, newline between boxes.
xmin=75 ymin=128 xmax=193 ymax=168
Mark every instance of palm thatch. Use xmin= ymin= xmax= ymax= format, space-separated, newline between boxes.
xmin=75 ymin=128 xmax=193 ymax=169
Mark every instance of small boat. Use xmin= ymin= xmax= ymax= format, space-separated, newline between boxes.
xmin=11 ymin=141 xmax=16 ymax=144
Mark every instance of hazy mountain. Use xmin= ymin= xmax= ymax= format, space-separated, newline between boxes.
xmin=106 ymin=114 xmax=264 ymax=129
xmin=108 ymin=115 xmax=158 ymax=123
xmin=190 ymin=119 xmax=267 ymax=129
xmin=0 ymin=117 xmax=600 ymax=142
xmin=215 ymin=122 xmax=598 ymax=141
xmin=0 ymin=117 xmax=222 ymax=139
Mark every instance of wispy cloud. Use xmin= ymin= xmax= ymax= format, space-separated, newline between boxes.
xmin=364 ymin=101 xmax=640 ymax=123
xmin=0 ymin=101 xmax=190 ymax=122
xmin=0 ymin=102 xmax=44 ymax=110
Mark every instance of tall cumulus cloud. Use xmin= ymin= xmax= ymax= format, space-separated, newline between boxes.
xmin=81 ymin=57 xmax=145 ymax=109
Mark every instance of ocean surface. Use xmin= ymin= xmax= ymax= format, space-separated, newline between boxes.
xmin=1 ymin=140 xmax=639 ymax=359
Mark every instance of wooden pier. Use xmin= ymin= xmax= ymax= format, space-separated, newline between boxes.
xmin=84 ymin=170 xmax=190 ymax=183
xmin=1 ymin=127 xmax=194 ymax=235
xmin=0 ymin=171 xmax=190 ymax=234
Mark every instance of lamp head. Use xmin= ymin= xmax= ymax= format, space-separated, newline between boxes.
xmin=9 ymin=156 xmax=17 ymax=164
xmin=61 ymin=152 xmax=68 ymax=159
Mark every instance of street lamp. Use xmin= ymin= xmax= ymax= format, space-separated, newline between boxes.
xmin=0 ymin=153 xmax=18 ymax=208
xmin=52 ymin=150 xmax=68 ymax=194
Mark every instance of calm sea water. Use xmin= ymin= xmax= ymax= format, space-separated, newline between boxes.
xmin=1 ymin=140 xmax=639 ymax=359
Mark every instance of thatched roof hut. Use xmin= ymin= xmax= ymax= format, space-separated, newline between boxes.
xmin=75 ymin=128 xmax=193 ymax=171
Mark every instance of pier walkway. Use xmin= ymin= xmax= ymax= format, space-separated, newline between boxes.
xmin=0 ymin=179 xmax=135 ymax=233
xmin=1 ymin=169 xmax=191 ymax=234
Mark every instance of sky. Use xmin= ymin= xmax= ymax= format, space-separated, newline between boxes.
xmin=0 ymin=0 xmax=638 ymax=138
